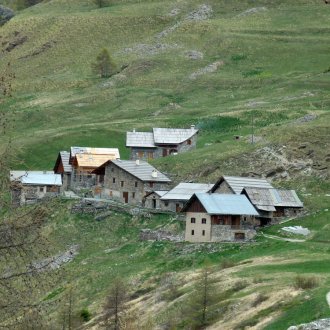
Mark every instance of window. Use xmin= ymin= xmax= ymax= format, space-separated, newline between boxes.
xmin=111 ymin=167 xmax=114 ymax=172
xmin=191 ymin=230 xmax=194 ymax=235
xmin=149 ymin=182 xmax=154 ymax=188
xmin=121 ymin=181 xmax=124 ymax=187
xmin=187 ymin=139 xmax=192 ymax=145
xmin=132 ymin=192 xmax=135 ymax=198
xmin=147 ymin=152 xmax=154 ymax=159
xmin=113 ymin=178 xmax=116 ymax=183
xmin=164 ymin=201 xmax=169 ymax=207
xmin=201 ymin=218 xmax=206 ymax=224
xmin=191 ymin=218 xmax=196 ymax=223
xmin=135 ymin=181 xmax=138 ymax=188
xmin=202 ymin=230 xmax=205 ymax=236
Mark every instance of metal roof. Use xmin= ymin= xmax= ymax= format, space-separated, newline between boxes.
xmin=194 ymin=193 xmax=259 ymax=215
xmin=10 ymin=171 xmax=62 ymax=186
xmin=243 ymin=187 xmax=303 ymax=209
xmin=60 ymin=151 xmax=72 ymax=173
xmin=154 ymin=191 xmax=169 ymax=197
xmin=153 ymin=127 xmax=198 ymax=144
xmin=112 ymin=160 xmax=171 ymax=183
xmin=76 ymin=153 xmax=119 ymax=168
xmin=161 ymin=182 xmax=214 ymax=201
xmin=220 ymin=176 xmax=274 ymax=194
xmin=70 ymin=147 xmax=120 ymax=159
xmin=126 ymin=132 xmax=155 ymax=148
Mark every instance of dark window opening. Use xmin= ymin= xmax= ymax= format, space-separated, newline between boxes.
xmin=202 ymin=218 xmax=206 ymax=224
xmin=121 ymin=181 xmax=124 ymax=187
xmin=112 ymin=178 xmax=116 ymax=183
xmin=191 ymin=230 xmax=194 ymax=235
xmin=202 ymin=230 xmax=205 ymax=236
xmin=191 ymin=218 xmax=196 ymax=223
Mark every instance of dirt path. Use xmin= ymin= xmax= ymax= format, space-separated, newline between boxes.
xmin=262 ymin=233 xmax=306 ymax=243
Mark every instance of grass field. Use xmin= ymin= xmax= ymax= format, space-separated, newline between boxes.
xmin=0 ymin=0 xmax=329 ymax=328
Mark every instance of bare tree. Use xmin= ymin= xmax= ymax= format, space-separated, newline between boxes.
xmin=102 ymin=278 xmax=128 ymax=330
xmin=184 ymin=267 xmax=215 ymax=329
xmin=0 ymin=63 xmax=61 ymax=328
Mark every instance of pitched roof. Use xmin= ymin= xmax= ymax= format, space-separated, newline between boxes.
xmin=111 ymin=160 xmax=171 ymax=183
xmin=145 ymin=190 xmax=169 ymax=198
xmin=60 ymin=151 xmax=72 ymax=173
xmin=243 ymin=187 xmax=303 ymax=211
xmin=211 ymin=176 xmax=274 ymax=194
xmin=126 ymin=132 xmax=155 ymax=148
xmin=161 ymin=182 xmax=214 ymax=201
xmin=10 ymin=171 xmax=62 ymax=186
xmin=184 ymin=193 xmax=258 ymax=215
xmin=75 ymin=153 xmax=119 ymax=169
xmin=126 ymin=126 xmax=199 ymax=147
xmin=153 ymin=127 xmax=198 ymax=144
xmin=70 ymin=147 xmax=120 ymax=159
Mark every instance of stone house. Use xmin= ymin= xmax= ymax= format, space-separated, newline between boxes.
xmin=209 ymin=175 xmax=274 ymax=195
xmin=10 ymin=171 xmax=62 ymax=206
xmin=92 ymin=159 xmax=171 ymax=205
xmin=126 ymin=126 xmax=199 ymax=161
xmin=53 ymin=151 xmax=72 ymax=191
xmin=69 ymin=147 xmax=120 ymax=189
xmin=159 ymin=182 xmax=214 ymax=212
xmin=183 ymin=193 xmax=259 ymax=243
xmin=242 ymin=187 xmax=303 ymax=225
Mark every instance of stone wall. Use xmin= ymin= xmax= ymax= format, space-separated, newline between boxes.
xmin=211 ymin=225 xmax=256 ymax=242
xmin=213 ymin=181 xmax=234 ymax=194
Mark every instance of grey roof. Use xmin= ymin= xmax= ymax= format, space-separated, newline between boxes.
xmin=10 ymin=171 xmax=62 ymax=186
xmin=112 ymin=160 xmax=171 ymax=183
xmin=60 ymin=151 xmax=72 ymax=173
xmin=126 ymin=126 xmax=198 ymax=147
xmin=194 ymin=193 xmax=259 ymax=215
xmin=126 ymin=132 xmax=155 ymax=148
xmin=154 ymin=191 xmax=169 ymax=197
xmin=243 ymin=187 xmax=303 ymax=210
xmin=222 ymin=176 xmax=274 ymax=194
xmin=161 ymin=182 xmax=214 ymax=201
xmin=153 ymin=127 xmax=198 ymax=144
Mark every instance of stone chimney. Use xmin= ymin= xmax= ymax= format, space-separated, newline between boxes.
xmin=133 ymin=128 xmax=136 ymax=133
xmin=151 ymin=169 xmax=158 ymax=178
xmin=136 ymin=159 xmax=140 ymax=165
xmin=191 ymin=124 xmax=195 ymax=130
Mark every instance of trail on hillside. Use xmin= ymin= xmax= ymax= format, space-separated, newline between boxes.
xmin=261 ymin=233 xmax=306 ymax=243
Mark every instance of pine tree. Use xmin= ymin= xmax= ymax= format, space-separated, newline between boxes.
xmin=92 ymin=48 xmax=117 ymax=78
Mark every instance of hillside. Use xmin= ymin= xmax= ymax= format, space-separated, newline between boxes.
xmin=0 ymin=0 xmax=329 ymax=329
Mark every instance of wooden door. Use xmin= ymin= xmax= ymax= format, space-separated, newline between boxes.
xmin=123 ymin=192 xmax=128 ymax=204
xmin=231 ymin=216 xmax=240 ymax=228
xmin=162 ymin=148 xmax=168 ymax=157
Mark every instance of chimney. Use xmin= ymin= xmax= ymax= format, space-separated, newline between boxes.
xmin=136 ymin=159 xmax=140 ymax=165
xmin=133 ymin=128 xmax=136 ymax=133
xmin=191 ymin=124 xmax=195 ymax=130
xmin=151 ymin=170 xmax=158 ymax=178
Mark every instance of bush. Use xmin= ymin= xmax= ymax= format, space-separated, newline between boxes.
xmin=294 ymin=275 xmax=319 ymax=290
xmin=251 ymin=293 xmax=268 ymax=307
xmin=80 ymin=308 xmax=92 ymax=322
xmin=220 ymin=259 xmax=236 ymax=269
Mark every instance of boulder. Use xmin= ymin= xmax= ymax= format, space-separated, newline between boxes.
xmin=0 ymin=5 xmax=14 ymax=26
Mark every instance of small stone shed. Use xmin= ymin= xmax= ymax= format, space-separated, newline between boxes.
xmin=10 ymin=171 xmax=62 ymax=205
xmin=183 ymin=193 xmax=259 ymax=243
xmin=160 ymin=182 xmax=214 ymax=212
xmin=144 ymin=190 xmax=168 ymax=209
xmin=126 ymin=126 xmax=199 ymax=160
xmin=242 ymin=187 xmax=303 ymax=225
xmin=93 ymin=159 xmax=171 ymax=205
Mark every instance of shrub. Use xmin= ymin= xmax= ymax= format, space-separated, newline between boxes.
xmin=251 ymin=293 xmax=268 ymax=307
xmin=220 ymin=259 xmax=236 ymax=269
xmin=294 ymin=275 xmax=319 ymax=290
xmin=80 ymin=308 xmax=92 ymax=322
xmin=232 ymin=280 xmax=248 ymax=292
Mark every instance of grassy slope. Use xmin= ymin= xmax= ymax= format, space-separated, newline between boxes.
xmin=0 ymin=0 xmax=330 ymax=328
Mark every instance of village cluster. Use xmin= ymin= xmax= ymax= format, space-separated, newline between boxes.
xmin=10 ymin=126 xmax=303 ymax=243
